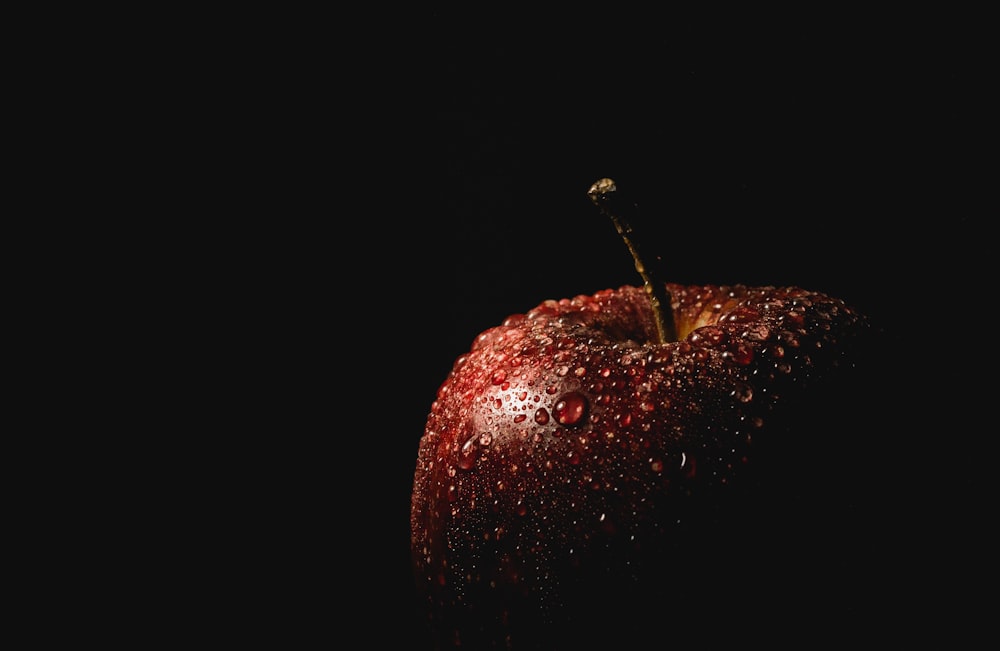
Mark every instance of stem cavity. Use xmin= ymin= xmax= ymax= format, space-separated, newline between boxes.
xmin=587 ymin=178 xmax=676 ymax=344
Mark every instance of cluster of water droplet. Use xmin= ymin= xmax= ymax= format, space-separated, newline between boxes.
xmin=411 ymin=282 xmax=870 ymax=643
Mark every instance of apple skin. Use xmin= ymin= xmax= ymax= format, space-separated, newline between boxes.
xmin=411 ymin=282 xmax=883 ymax=649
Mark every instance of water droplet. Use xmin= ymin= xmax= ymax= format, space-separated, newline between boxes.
xmin=505 ymin=328 xmax=526 ymax=341
xmin=780 ymin=331 xmax=800 ymax=348
xmin=784 ymin=310 xmax=805 ymax=328
xmin=491 ymin=370 xmax=507 ymax=385
xmin=650 ymin=458 xmax=664 ymax=472
xmin=732 ymin=382 xmax=754 ymax=403
xmin=723 ymin=306 xmax=760 ymax=323
xmin=724 ymin=342 xmax=754 ymax=365
xmin=690 ymin=326 xmax=725 ymax=345
xmin=648 ymin=348 xmax=673 ymax=364
xmin=744 ymin=324 xmax=770 ymax=341
xmin=513 ymin=414 xmax=527 ymax=423
xmin=534 ymin=408 xmax=550 ymax=425
xmin=682 ymin=453 xmax=697 ymax=478
xmin=553 ymin=391 xmax=588 ymax=426
xmin=479 ymin=432 xmax=493 ymax=446
xmin=457 ymin=437 xmax=478 ymax=470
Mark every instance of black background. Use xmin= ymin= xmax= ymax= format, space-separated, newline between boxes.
xmin=217 ymin=14 xmax=989 ymax=648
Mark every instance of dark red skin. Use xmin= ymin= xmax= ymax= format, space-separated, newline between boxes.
xmin=411 ymin=283 xmax=879 ymax=649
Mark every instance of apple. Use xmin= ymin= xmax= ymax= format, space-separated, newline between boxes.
xmin=410 ymin=178 xmax=887 ymax=649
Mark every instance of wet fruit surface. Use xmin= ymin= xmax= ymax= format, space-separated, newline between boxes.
xmin=411 ymin=282 xmax=880 ymax=649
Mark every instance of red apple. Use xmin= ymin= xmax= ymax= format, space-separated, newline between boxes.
xmin=410 ymin=179 xmax=886 ymax=649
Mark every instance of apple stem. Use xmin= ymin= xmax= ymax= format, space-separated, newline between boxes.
xmin=588 ymin=178 xmax=677 ymax=344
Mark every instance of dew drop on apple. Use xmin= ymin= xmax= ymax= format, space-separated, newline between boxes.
xmin=457 ymin=438 xmax=479 ymax=470
xmin=744 ymin=324 xmax=770 ymax=341
xmin=680 ymin=452 xmax=697 ymax=478
xmin=553 ymin=391 xmax=588 ymax=426
xmin=780 ymin=331 xmax=800 ymax=348
xmin=725 ymin=343 xmax=754 ymax=366
xmin=784 ymin=310 xmax=805 ymax=327
xmin=723 ymin=306 xmax=760 ymax=324
xmin=732 ymin=382 xmax=754 ymax=403
xmin=648 ymin=349 xmax=673 ymax=365
xmin=690 ymin=326 xmax=725 ymax=345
